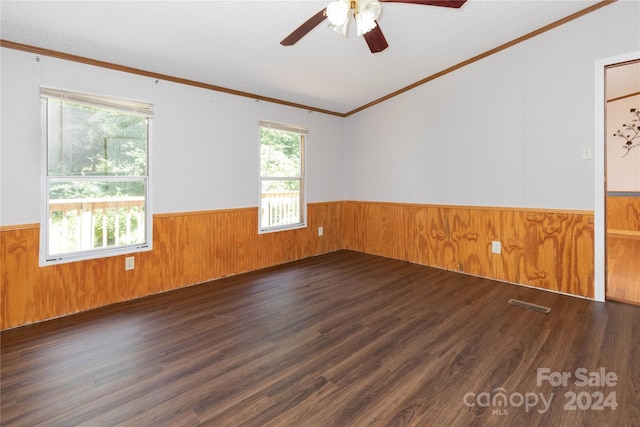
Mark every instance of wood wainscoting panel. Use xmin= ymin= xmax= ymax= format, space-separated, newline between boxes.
xmin=0 ymin=202 xmax=343 ymax=330
xmin=2 ymin=199 xmax=594 ymax=330
xmin=343 ymin=201 xmax=594 ymax=298
xmin=0 ymin=227 xmax=37 ymax=327
xmin=607 ymin=195 xmax=640 ymax=232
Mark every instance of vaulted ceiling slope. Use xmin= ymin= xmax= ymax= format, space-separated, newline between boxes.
xmin=0 ymin=1 xmax=614 ymax=115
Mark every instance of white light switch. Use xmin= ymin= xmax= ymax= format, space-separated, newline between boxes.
xmin=581 ymin=146 xmax=592 ymax=160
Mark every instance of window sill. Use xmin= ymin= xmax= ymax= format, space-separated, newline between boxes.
xmin=40 ymin=244 xmax=152 ymax=267
xmin=258 ymin=223 xmax=307 ymax=234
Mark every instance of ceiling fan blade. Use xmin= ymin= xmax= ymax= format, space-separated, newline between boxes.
xmin=363 ymin=24 xmax=389 ymax=53
xmin=280 ymin=9 xmax=328 ymax=46
xmin=380 ymin=0 xmax=467 ymax=8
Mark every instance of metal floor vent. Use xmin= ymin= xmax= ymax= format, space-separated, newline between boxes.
xmin=508 ymin=299 xmax=551 ymax=314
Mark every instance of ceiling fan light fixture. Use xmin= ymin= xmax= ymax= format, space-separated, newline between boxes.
xmin=326 ymin=0 xmax=351 ymax=36
xmin=326 ymin=0 xmax=350 ymax=26
xmin=331 ymin=21 xmax=350 ymax=37
xmin=326 ymin=0 xmax=380 ymax=38
xmin=355 ymin=0 xmax=380 ymax=36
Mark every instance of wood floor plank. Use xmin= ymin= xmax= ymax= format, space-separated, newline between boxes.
xmin=2 ymin=250 xmax=639 ymax=426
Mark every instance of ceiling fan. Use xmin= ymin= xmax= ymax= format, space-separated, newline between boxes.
xmin=281 ymin=0 xmax=468 ymax=54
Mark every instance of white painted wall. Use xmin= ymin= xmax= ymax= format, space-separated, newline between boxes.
xmin=606 ymin=94 xmax=640 ymax=192
xmin=1 ymin=49 xmax=42 ymax=225
xmin=0 ymin=49 xmax=345 ymax=225
xmin=345 ymin=1 xmax=640 ymax=210
xmin=2 ymin=2 xmax=638 ymax=226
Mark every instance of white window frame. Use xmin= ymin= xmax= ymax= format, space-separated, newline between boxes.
xmin=259 ymin=120 xmax=307 ymax=233
xmin=39 ymin=87 xmax=153 ymax=266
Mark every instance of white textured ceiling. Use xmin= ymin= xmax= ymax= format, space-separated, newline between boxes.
xmin=0 ymin=0 xmax=614 ymax=115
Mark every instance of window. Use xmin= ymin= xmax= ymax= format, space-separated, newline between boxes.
xmin=40 ymin=88 xmax=152 ymax=265
xmin=259 ymin=120 xmax=307 ymax=232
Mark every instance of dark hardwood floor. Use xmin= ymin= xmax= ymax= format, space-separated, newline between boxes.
xmin=2 ymin=250 xmax=639 ymax=426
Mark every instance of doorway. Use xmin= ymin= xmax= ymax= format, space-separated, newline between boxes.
xmin=605 ymin=61 xmax=640 ymax=305
xmin=593 ymin=51 xmax=640 ymax=302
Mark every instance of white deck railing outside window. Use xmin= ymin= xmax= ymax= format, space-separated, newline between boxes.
xmin=48 ymin=197 xmax=145 ymax=255
xmin=261 ymin=191 xmax=300 ymax=228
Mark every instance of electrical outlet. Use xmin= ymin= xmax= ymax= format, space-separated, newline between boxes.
xmin=318 ymin=226 xmax=324 ymax=237
xmin=125 ymin=256 xmax=135 ymax=270
xmin=491 ymin=241 xmax=501 ymax=254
